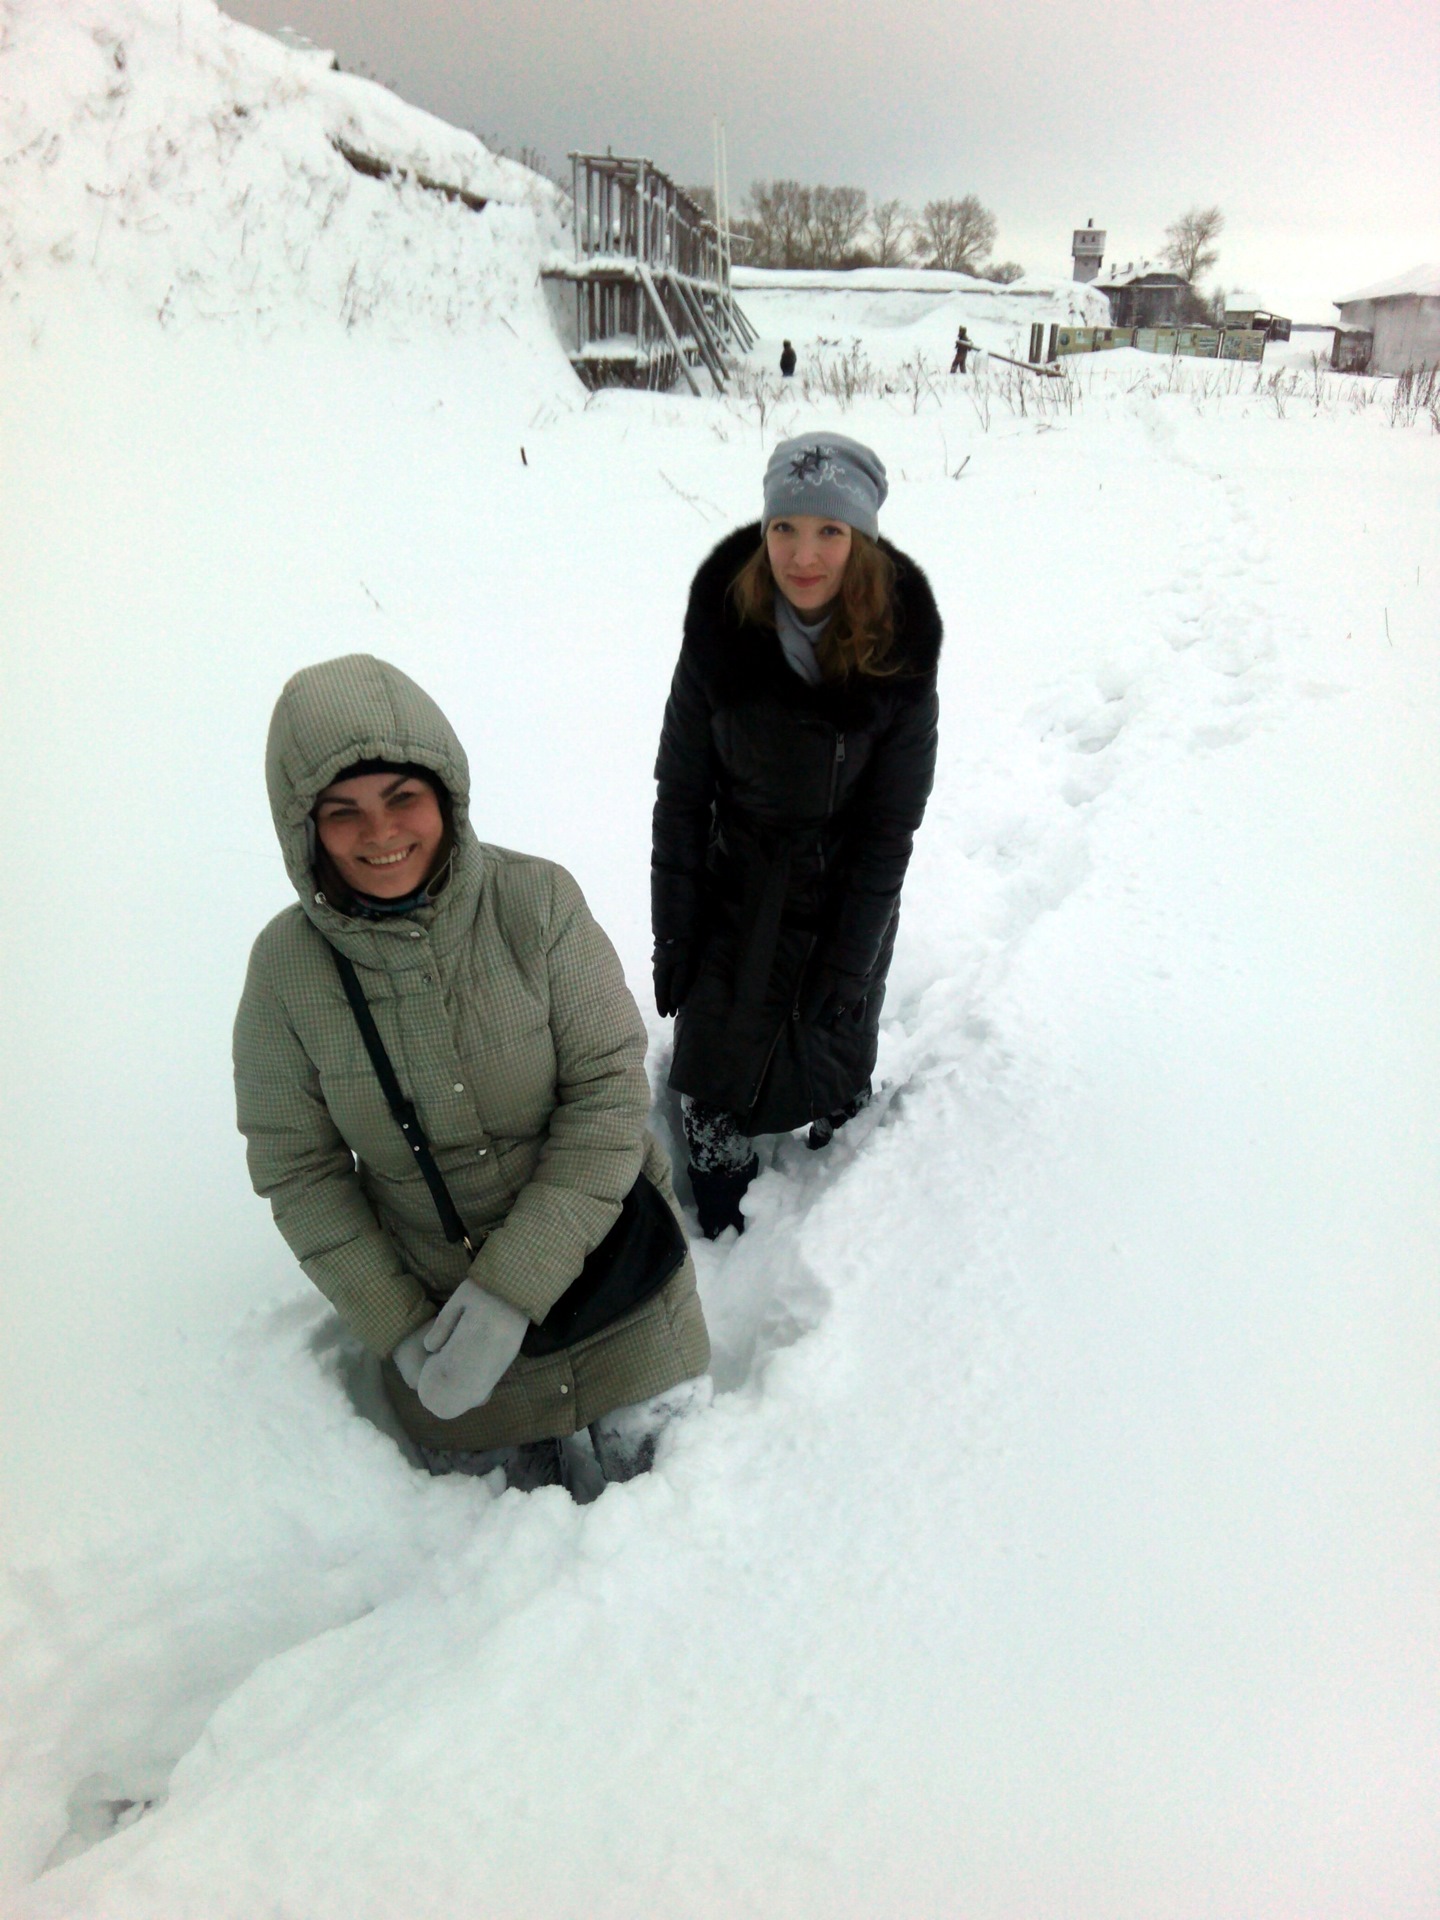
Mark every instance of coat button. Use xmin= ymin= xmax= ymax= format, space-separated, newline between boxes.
xmin=559 ymin=1383 xmax=569 ymax=1395
xmin=409 ymin=929 xmax=422 ymax=939
xmin=476 ymin=1147 xmax=487 ymax=1158
xmin=452 ymin=1082 xmax=464 ymax=1093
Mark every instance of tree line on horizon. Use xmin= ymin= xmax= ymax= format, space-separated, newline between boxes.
xmin=687 ymin=181 xmax=1026 ymax=282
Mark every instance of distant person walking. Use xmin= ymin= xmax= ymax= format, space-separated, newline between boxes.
xmin=779 ymin=339 xmax=797 ymax=378
xmin=949 ymin=326 xmax=972 ymax=374
xmin=651 ymin=435 xmax=943 ymax=1238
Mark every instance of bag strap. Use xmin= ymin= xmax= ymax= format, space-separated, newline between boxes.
xmin=326 ymin=944 xmax=477 ymax=1256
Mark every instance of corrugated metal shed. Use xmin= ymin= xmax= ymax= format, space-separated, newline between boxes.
xmin=1334 ymin=263 xmax=1440 ymax=374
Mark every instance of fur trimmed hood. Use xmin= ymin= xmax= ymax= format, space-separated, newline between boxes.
xmin=681 ymin=520 xmax=943 ymax=723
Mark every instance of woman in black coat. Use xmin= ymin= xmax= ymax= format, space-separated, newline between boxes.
xmin=651 ymin=433 xmax=943 ymax=1236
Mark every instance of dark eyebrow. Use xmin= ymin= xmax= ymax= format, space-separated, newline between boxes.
xmin=316 ymin=773 xmax=426 ymax=808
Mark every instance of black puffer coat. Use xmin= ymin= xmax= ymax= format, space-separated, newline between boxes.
xmin=652 ymin=522 xmax=942 ymax=1133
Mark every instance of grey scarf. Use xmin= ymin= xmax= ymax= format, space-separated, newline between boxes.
xmin=772 ymin=592 xmax=829 ymax=687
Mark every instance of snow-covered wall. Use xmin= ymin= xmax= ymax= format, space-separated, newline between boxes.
xmin=731 ymin=264 xmax=1110 ymax=372
xmin=1336 ymin=297 xmax=1440 ymax=376
xmin=0 ymin=0 xmax=571 ymax=344
xmin=1335 ymin=265 xmax=1440 ymax=374
xmin=731 ymin=265 xmax=1111 ymax=315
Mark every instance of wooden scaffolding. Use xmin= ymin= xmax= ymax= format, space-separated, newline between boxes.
xmin=544 ymin=153 xmax=755 ymax=394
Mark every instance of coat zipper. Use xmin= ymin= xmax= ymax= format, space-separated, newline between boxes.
xmin=745 ymin=729 xmax=847 ymax=1110
xmin=827 ymin=731 xmax=846 ymax=818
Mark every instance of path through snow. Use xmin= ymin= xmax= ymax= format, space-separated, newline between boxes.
xmin=1 ymin=299 xmax=1436 ymax=1915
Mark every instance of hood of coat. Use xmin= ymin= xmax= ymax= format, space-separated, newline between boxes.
xmin=265 ymin=653 xmax=480 ymax=946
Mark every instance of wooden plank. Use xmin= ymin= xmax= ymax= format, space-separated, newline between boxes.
xmin=668 ymin=274 xmax=728 ymax=389
xmin=331 ymin=138 xmax=487 ymax=213
xmin=637 ymin=263 xmax=702 ymax=394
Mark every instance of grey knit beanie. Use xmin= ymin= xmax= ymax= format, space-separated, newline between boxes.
xmin=762 ymin=433 xmax=888 ymax=540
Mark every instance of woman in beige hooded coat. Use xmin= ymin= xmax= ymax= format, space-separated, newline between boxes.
xmin=234 ymin=654 xmax=709 ymax=1490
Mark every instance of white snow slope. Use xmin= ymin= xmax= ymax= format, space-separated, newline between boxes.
xmin=0 ymin=0 xmax=569 ymax=338
xmin=2 ymin=7 xmax=1438 ymax=1916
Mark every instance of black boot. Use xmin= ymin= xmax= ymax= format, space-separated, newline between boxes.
xmin=688 ymin=1156 xmax=759 ymax=1239
xmin=502 ymin=1437 xmax=566 ymax=1493
xmin=806 ymin=1090 xmax=870 ymax=1150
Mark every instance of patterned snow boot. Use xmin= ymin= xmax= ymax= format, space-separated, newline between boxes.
xmin=688 ymin=1156 xmax=759 ymax=1239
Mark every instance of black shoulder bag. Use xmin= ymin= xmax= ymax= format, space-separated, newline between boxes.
xmin=328 ymin=945 xmax=686 ymax=1358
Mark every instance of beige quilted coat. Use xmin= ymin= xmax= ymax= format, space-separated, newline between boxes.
xmin=233 ymin=654 xmax=708 ymax=1452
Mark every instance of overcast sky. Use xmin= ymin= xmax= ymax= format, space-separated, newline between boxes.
xmin=225 ymin=0 xmax=1437 ymax=318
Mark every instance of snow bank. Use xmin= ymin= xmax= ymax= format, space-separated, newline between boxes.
xmin=732 ymin=264 xmax=1110 ymax=307
xmin=0 ymin=0 xmax=570 ymax=344
xmin=732 ymin=263 xmax=1109 ymax=373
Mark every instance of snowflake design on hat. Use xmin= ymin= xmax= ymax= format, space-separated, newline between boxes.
xmin=788 ymin=446 xmax=832 ymax=482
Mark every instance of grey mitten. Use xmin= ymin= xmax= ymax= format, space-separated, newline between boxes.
xmin=390 ymin=1319 xmax=436 ymax=1391
xmin=417 ymin=1280 xmax=529 ymax=1420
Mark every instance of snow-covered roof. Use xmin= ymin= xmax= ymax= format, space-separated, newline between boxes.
xmin=1225 ymin=290 xmax=1262 ymax=310
xmin=1337 ymin=262 xmax=1440 ymax=304
xmin=732 ymin=266 xmax=1020 ymax=295
xmin=1095 ymin=259 xmax=1185 ymax=288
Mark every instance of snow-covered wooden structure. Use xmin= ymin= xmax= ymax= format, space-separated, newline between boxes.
xmin=1222 ymin=293 xmax=1290 ymax=341
xmin=1094 ymin=262 xmax=1188 ymax=329
xmin=1334 ymin=265 xmax=1440 ymax=375
xmin=544 ymin=154 xmax=755 ymax=393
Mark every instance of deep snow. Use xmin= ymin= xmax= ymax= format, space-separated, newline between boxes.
xmin=1 ymin=6 xmax=1438 ymax=1916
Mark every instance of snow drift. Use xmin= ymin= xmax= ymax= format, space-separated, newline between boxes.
xmin=0 ymin=0 xmax=569 ymax=345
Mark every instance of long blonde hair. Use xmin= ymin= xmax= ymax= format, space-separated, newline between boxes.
xmin=731 ymin=531 xmax=898 ymax=680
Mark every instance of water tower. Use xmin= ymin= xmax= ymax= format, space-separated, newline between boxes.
xmin=1072 ymin=221 xmax=1105 ymax=284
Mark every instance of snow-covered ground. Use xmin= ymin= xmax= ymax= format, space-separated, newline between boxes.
xmin=2 ymin=6 xmax=1438 ymax=1915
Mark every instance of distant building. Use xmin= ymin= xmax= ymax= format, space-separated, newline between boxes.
xmin=1223 ymin=293 xmax=1290 ymax=341
xmin=1072 ymin=222 xmax=1105 ymax=284
xmin=1093 ymin=261 xmax=1188 ymax=329
xmin=1334 ymin=264 xmax=1440 ymax=375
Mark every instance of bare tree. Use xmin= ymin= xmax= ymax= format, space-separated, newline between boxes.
xmin=919 ymin=195 xmax=997 ymax=274
xmin=742 ymin=180 xmax=873 ymax=268
xmin=1177 ymin=284 xmax=1215 ymax=324
xmin=984 ymin=260 xmax=1025 ymax=284
xmin=809 ymin=185 xmax=869 ymax=267
xmin=1163 ymin=205 xmax=1224 ymax=283
xmin=869 ymin=197 xmax=914 ymax=267
xmin=744 ymin=179 xmax=814 ymax=268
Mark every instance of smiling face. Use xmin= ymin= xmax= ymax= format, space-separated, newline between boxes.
xmin=313 ymin=769 xmax=446 ymax=900
xmin=765 ymin=514 xmax=854 ymax=615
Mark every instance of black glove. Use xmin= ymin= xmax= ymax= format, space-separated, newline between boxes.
xmin=800 ymin=963 xmax=869 ymax=1028
xmin=653 ymin=938 xmax=696 ymax=1018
